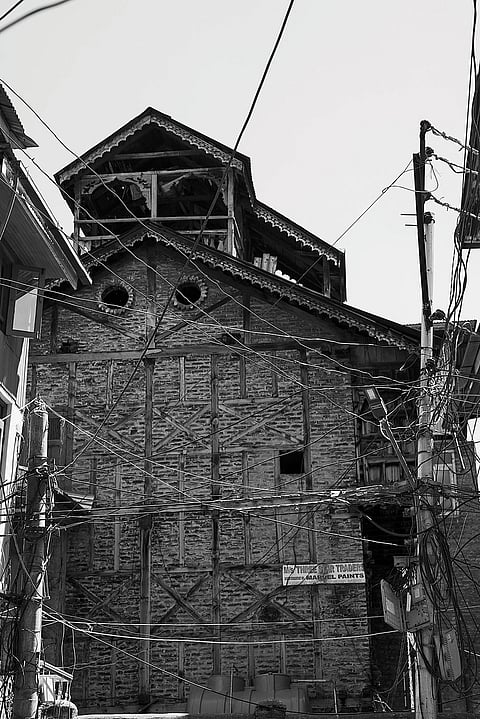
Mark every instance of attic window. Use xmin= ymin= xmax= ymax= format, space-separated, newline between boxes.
xmin=176 ymin=283 xmax=201 ymax=305
xmin=173 ymin=276 xmax=207 ymax=310
xmin=279 ymin=450 xmax=304 ymax=475
xmin=98 ymin=282 xmax=133 ymax=316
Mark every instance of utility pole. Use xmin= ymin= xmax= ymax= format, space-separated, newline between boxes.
xmin=12 ymin=399 xmax=49 ymax=719
xmin=413 ymin=121 xmax=437 ymax=719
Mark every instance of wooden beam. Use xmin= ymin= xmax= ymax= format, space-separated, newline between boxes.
xmin=300 ymin=351 xmax=323 ymax=679
xmin=178 ymin=641 xmax=185 ymax=700
xmin=178 ymin=357 xmax=186 ymax=402
xmin=146 ymin=242 xmax=157 ymax=344
xmin=76 ymin=215 xmax=228 ymax=224
xmin=156 ymin=193 xmax=217 ymax=205
xmin=67 ymin=563 xmax=290 ymax=580
xmin=178 ymin=451 xmax=185 ymax=566
xmin=110 ymin=640 xmax=117 ymax=706
xmin=242 ymin=452 xmax=251 ymax=565
xmin=211 ymin=355 xmax=221 ymax=674
xmin=29 ymin=338 xmax=318 ymax=364
xmin=227 ymin=581 xmax=306 ymax=625
xmin=211 ymin=355 xmax=220 ymax=500
xmin=322 ymin=256 xmax=331 ymax=298
xmin=81 ymin=641 xmax=90 ymax=704
xmin=54 ymin=298 xmax=143 ymax=342
xmin=227 ymin=168 xmax=235 ymax=255
xmin=67 ymin=576 xmax=134 ymax=625
xmin=102 ymin=487 xmax=373 ymax=517
xmin=153 ymin=404 xmax=210 ymax=453
xmin=80 ymin=167 xmax=221 ymax=182
xmin=150 ymin=172 xmax=157 ymax=219
xmin=152 ymin=574 xmax=207 ymax=625
xmin=139 ymin=358 xmax=154 ymax=704
xmin=73 ymin=184 xmax=81 ymax=249
xmin=64 ymin=362 xmax=77 ymax=491
xmin=240 ymin=294 xmax=250 ymax=396
xmin=219 ymin=400 xmax=302 ymax=446
xmin=110 ymin=150 xmax=206 ymax=160
xmin=273 ymin=451 xmax=284 ymax=562
xmin=74 ymin=408 xmax=141 ymax=455
xmin=49 ymin=304 xmax=58 ymax=354
xmin=157 ymin=575 xmax=208 ymax=623
xmin=155 ymin=296 xmax=231 ymax=343
xmin=113 ymin=461 xmax=121 ymax=573
xmin=105 ymin=360 xmax=114 ymax=409
xmin=271 ymin=350 xmax=278 ymax=398
xmin=88 ymin=457 xmax=97 ymax=571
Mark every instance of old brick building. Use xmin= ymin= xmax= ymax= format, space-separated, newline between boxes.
xmin=27 ymin=109 xmax=480 ymax=713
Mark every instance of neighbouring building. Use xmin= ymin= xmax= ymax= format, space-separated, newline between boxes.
xmin=26 ymin=108 xmax=480 ymax=714
xmin=0 ymin=84 xmax=90 ymax=712
xmin=0 ymin=84 xmax=90 ymax=580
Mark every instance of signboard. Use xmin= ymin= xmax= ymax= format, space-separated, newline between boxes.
xmin=282 ymin=562 xmax=365 ymax=586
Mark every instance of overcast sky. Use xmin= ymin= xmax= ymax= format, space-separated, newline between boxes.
xmin=2 ymin=0 xmax=479 ymax=325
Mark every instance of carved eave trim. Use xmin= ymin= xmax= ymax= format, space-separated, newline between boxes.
xmin=253 ymin=204 xmax=341 ymax=265
xmin=57 ymin=114 xmax=244 ymax=185
xmin=69 ymin=228 xmax=415 ymax=352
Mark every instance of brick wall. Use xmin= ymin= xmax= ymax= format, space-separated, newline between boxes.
xmin=29 ymin=242 xmax=413 ymax=711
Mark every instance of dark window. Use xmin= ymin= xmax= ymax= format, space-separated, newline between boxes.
xmin=279 ymin=449 xmax=304 ymax=474
xmin=101 ymin=285 xmax=130 ymax=310
xmin=175 ymin=282 xmax=202 ymax=306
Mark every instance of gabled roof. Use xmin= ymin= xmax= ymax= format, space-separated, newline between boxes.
xmin=55 ymin=107 xmax=343 ymax=266
xmin=74 ymin=223 xmax=419 ymax=352
xmin=0 ymin=83 xmax=37 ymax=149
xmin=56 ymin=106 xmax=249 ymax=184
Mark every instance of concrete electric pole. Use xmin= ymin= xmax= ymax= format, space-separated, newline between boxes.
xmin=12 ymin=399 xmax=49 ymax=719
xmin=413 ymin=122 xmax=437 ymax=719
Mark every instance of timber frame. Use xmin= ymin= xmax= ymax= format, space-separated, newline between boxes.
xmin=55 ymin=107 xmax=345 ymax=300
xmin=30 ymin=106 xmax=464 ymax=713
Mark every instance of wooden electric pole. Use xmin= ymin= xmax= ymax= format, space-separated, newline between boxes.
xmin=413 ymin=122 xmax=437 ymax=719
xmin=12 ymin=399 xmax=49 ymax=719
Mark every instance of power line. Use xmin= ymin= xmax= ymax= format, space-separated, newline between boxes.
xmin=0 ymin=0 xmax=76 ymax=33
xmin=0 ymin=2 xmax=297 ymax=474
xmin=0 ymin=0 xmax=24 ymax=23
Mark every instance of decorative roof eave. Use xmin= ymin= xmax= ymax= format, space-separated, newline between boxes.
xmin=71 ymin=225 xmax=418 ymax=352
xmin=253 ymin=202 xmax=343 ymax=265
xmin=56 ymin=112 xmax=244 ymax=185
xmin=55 ymin=107 xmax=342 ymax=267
xmin=0 ymin=84 xmax=38 ymax=149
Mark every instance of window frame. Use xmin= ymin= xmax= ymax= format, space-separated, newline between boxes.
xmin=5 ymin=264 xmax=45 ymax=339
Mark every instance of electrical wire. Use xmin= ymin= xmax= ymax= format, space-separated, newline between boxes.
xmin=0 ymin=0 xmax=24 ymax=23
xmin=0 ymin=0 xmax=76 ymax=34
xmin=0 ymin=1 xmax=299 ymax=474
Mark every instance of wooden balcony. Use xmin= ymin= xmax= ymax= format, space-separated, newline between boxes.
xmin=73 ymin=167 xmax=243 ymax=259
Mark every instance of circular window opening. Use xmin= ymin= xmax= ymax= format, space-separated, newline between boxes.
xmin=175 ymin=282 xmax=202 ymax=306
xmin=101 ymin=285 xmax=130 ymax=310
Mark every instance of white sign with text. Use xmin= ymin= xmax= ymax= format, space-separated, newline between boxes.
xmin=282 ymin=562 xmax=365 ymax=586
